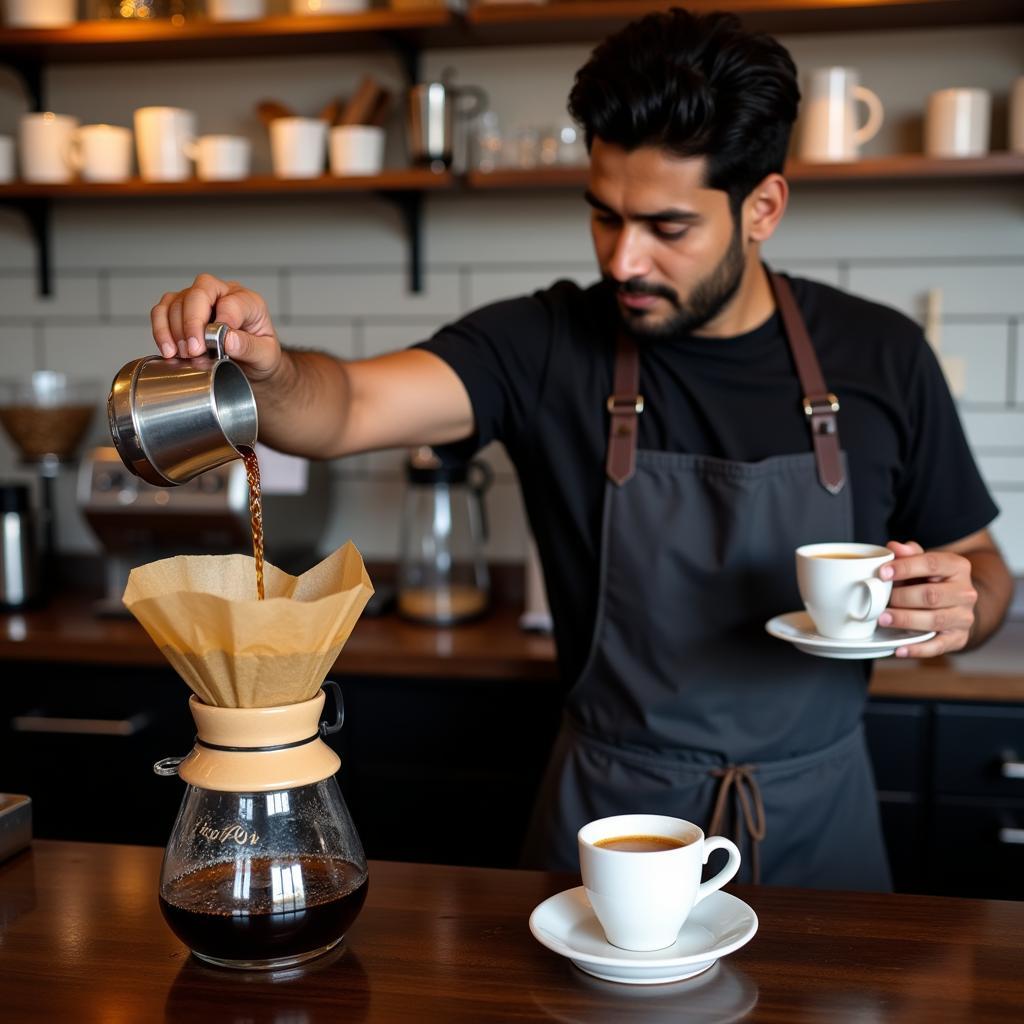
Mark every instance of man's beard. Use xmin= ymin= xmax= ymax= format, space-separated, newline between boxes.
xmin=608 ymin=221 xmax=746 ymax=342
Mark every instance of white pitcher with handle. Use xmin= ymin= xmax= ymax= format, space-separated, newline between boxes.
xmin=798 ymin=67 xmax=884 ymax=163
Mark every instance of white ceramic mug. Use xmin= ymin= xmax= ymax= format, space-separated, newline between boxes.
xmin=578 ymin=814 xmax=741 ymax=952
xmin=207 ymin=0 xmax=265 ymax=19
xmin=19 ymin=112 xmax=78 ymax=183
xmin=69 ymin=124 xmax=133 ymax=183
xmin=134 ymin=106 xmax=197 ymax=182
xmin=3 ymin=0 xmax=76 ymax=27
xmin=798 ymin=67 xmax=884 ymax=163
xmin=185 ymin=134 xmax=250 ymax=181
xmin=1008 ymin=76 xmax=1024 ymax=156
xmin=796 ymin=542 xmax=894 ymax=640
xmin=270 ymin=117 xmax=327 ymax=179
xmin=329 ymin=125 xmax=385 ymax=176
xmin=0 ymin=135 xmax=14 ymax=184
xmin=925 ymin=88 xmax=991 ymax=158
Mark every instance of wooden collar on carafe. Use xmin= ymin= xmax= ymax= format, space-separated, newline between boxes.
xmin=605 ymin=272 xmax=846 ymax=494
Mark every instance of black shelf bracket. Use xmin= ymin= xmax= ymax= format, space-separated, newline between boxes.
xmin=0 ymin=198 xmax=53 ymax=297
xmin=5 ymin=57 xmax=45 ymax=111
xmin=387 ymin=33 xmax=420 ymax=86
xmin=379 ymin=190 xmax=424 ymax=294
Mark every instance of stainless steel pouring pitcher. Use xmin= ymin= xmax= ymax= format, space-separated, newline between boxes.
xmin=107 ymin=322 xmax=257 ymax=487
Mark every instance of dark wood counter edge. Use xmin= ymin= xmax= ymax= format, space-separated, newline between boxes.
xmin=2 ymin=593 xmax=1021 ymax=699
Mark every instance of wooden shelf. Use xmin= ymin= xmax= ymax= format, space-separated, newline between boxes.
xmin=0 ymin=169 xmax=456 ymax=199
xmin=0 ymin=1 xmax=1018 ymax=67
xmin=465 ymin=153 xmax=1024 ymax=189
xmin=0 ymin=11 xmax=463 ymax=64
xmin=463 ymin=0 xmax=1023 ymax=46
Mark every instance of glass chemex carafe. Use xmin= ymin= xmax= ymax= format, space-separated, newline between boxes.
xmin=154 ymin=681 xmax=368 ymax=970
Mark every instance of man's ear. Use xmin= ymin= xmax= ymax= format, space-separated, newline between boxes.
xmin=744 ymin=173 xmax=788 ymax=244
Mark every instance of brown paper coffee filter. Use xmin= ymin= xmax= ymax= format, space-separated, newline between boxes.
xmin=122 ymin=542 xmax=373 ymax=708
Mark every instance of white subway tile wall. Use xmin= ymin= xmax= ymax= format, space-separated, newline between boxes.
xmin=0 ymin=28 xmax=1020 ymax=573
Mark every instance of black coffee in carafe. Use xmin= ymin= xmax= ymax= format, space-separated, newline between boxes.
xmin=160 ymin=855 xmax=367 ymax=963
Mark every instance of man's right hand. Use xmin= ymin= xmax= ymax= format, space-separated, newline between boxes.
xmin=150 ymin=273 xmax=283 ymax=383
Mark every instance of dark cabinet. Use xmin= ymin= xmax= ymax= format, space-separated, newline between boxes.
xmin=0 ymin=664 xmax=193 ymax=845
xmin=2 ymin=658 xmax=1021 ymax=896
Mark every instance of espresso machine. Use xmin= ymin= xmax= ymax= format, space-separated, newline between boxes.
xmin=78 ymin=446 xmax=329 ymax=616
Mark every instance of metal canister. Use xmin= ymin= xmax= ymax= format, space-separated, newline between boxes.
xmin=0 ymin=484 xmax=38 ymax=609
xmin=107 ymin=323 xmax=257 ymax=487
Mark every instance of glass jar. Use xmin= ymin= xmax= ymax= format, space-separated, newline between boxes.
xmin=397 ymin=447 xmax=492 ymax=626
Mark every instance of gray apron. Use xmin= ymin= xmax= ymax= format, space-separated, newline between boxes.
xmin=522 ymin=272 xmax=891 ymax=891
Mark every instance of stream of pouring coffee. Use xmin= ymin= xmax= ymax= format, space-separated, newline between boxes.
xmin=240 ymin=447 xmax=265 ymax=600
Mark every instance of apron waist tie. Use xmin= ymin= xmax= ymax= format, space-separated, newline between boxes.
xmin=708 ymin=764 xmax=767 ymax=884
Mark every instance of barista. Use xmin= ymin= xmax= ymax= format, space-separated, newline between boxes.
xmin=149 ymin=11 xmax=1013 ymax=888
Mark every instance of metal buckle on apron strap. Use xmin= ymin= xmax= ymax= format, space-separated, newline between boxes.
xmin=708 ymin=764 xmax=768 ymax=885
xmin=606 ymin=394 xmax=645 ymax=414
xmin=803 ymin=392 xmax=841 ymax=435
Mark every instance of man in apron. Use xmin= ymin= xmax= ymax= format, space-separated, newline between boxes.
xmin=150 ymin=11 xmax=1013 ymax=888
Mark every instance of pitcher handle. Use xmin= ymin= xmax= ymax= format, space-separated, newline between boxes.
xmin=853 ymin=86 xmax=884 ymax=147
xmin=205 ymin=322 xmax=229 ymax=360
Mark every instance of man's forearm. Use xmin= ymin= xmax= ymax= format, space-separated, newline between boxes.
xmin=250 ymin=348 xmax=353 ymax=459
xmin=963 ymin=547 xmax=1014 ymax=650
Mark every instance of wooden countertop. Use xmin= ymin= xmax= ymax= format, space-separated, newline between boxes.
xmin=2 ymin=840 xmax=1023 ymax=1023
xmin=1 ymin=592 xmax=1021 ymax=700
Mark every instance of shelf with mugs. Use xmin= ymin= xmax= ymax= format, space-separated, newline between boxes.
xmin=464 ymin=153 xmax=1024 ymax=189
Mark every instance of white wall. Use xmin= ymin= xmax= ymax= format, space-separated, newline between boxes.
xmin=0 ymin=23 xmax=1021 ymax=570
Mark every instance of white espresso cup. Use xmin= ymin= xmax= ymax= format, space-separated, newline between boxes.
xmin=925 ymin=88 xmax=991 ymax=158
xmin=0 ymin=135 xmax=14 ymax=184
xmin=270 ymin=116 xmax=327 ymax=179
xmin=19 ymin=112 xmax=78 ymax=183
xmin=329 ymin=124 xmax=385 ymax=176
xmin=1009 ymin=76 xmax=1024 ymax=156
xmin=185 ymin=134 xmax=251 ymax=181
xmin=578 ymin=814 xmax=741 ymax=952
xmin=796 ymin=542 xmax=895 ymax=640
xmin=69 ymin=124 xmax=133 ymax=183
xmin=798 ymin=66 xmax=884 ymax=163
xmin=134 ymin=106 xmax=197 ymax=182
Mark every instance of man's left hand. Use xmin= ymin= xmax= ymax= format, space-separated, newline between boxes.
xmin=877 ymin=540 xmax=977 ymax=658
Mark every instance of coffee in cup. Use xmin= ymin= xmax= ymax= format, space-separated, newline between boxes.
xmin=578 ymin=814 xmax=740 ymax=952
xmin=796 ymin=542 xmax=894 ymax=640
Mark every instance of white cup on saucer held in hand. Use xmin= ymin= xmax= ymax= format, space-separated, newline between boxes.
xmin=578 ymin=814 xmax=741 ymax=952
xmin=796 ymin=542 xmax=894 ymax=640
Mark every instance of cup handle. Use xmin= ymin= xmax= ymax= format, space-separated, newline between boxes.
xmin=694 ymin=836 xmax=741 ymax=906
xmin=853 ymin=86 xmax=884 ymax=146
xmin=65 ymin=134 xmax=82 ymax=173
xmin=853 ymin=576 xmax=890 ymax=622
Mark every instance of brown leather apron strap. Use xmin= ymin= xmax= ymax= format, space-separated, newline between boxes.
xmin=708 ymin=764 xmax=767 ymax=885
xmin=768 ymin=272 xmax=846 ymax=495
xmin=605 ymin=332 xmax=643 ymax=485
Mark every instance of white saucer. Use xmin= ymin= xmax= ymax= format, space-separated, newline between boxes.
xmin=766 ymin=610 xmax=935 ymax=660
xmin=529 ymin=887 xmax=757 ymax=985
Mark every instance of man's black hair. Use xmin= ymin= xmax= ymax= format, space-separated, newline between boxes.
xmin=569 ymin=8 xmax=800 ymax=212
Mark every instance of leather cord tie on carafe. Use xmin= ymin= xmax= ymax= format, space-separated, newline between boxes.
xmin=708 ymin=764 xmax=767 ymax=885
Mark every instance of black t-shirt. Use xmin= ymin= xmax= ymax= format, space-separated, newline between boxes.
xmin=417 ymin=274 xmax=999 ymax=685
